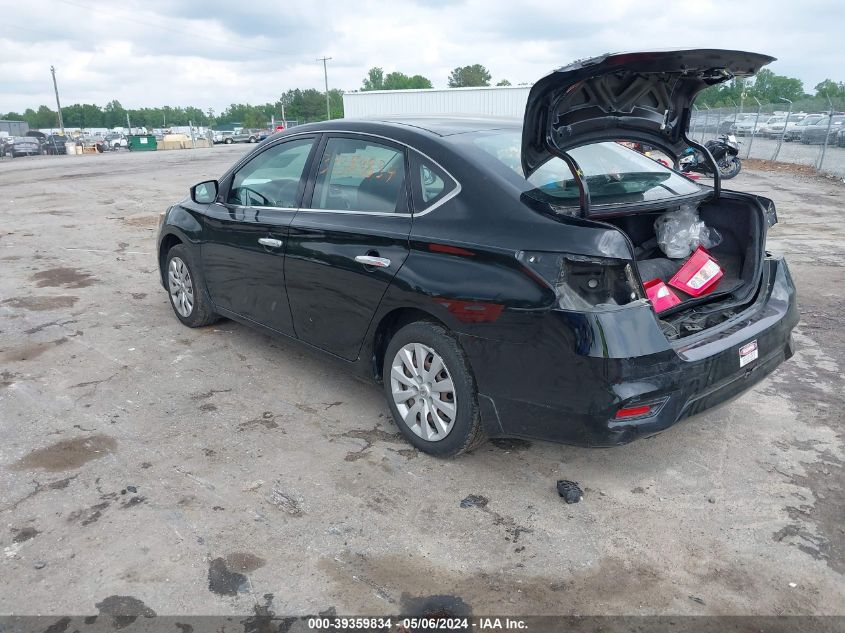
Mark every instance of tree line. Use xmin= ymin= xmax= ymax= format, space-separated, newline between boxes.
xmin=3 ymin=89 xmax=345 ymax=130
xmin=6 ymin=64 xmax=843 ymax=130
xmin=695 ymin=70 xmax=845 ymax=111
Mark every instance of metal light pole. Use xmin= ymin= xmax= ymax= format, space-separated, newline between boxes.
xmin=50 ymin=66 xmax=64 ymax=133
xmin=317 ymin=56 xmax=332 ymax=120
xmin=772 ymin=97 xmax=792 ymax=161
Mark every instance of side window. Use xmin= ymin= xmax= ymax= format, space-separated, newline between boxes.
xmin=410 ymin=151 xmax=457 ymax=212
xmin=420 ymin=164 xmax=445 ymax=203
xmin=310 ymin=137 xmax=407 ymax=213
xmin=228 ymin=138 xmax=314 ymax=208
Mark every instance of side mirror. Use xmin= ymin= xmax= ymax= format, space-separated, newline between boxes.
xmin=191 ymin=180 xmax=218 ymax=204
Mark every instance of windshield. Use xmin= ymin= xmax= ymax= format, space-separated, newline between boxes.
xmin=471 ymin=131 xmax=700 ymax=207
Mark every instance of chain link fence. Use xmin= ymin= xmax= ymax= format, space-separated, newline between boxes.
xmin=687 ymin=102 xmax=845 ymax=179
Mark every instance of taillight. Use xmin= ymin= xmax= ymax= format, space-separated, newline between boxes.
xmin=517 ymin=251 xmax=643 ymax=310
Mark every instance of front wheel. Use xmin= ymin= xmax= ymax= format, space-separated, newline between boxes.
xmin=165 ymin=245 xmax=218 ymax=327
xmin=384 ymin=321 xmax=485 ymax=457
xmin=224 ymin=138 xmax=233 ymax=144
xmin=718 ymin=156 xmax=742 ymax=179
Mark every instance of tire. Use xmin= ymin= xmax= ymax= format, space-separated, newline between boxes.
xmin=383 ymin=321 xmax=485 ymax=457
xmin=718 ymin=157 xmax=741 ymax=180
xmin=225 ymin=138 xmax=233 ymax=144
xmin=249 ymin=137 xmax=257 ymax=143
xmin=164 ymin=244 xmax=218 ymax=328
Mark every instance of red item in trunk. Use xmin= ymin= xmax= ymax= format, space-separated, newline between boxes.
xmin=668 ymin=246 xmax=724 ymax=297
xmin=644 ymin=278 xmax=682 ymax=313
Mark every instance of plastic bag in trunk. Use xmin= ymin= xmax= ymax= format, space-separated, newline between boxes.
xmin=654 ymin=204 xmax=722 ymax=259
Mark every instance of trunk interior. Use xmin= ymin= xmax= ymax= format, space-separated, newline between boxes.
xmin=606 ymin=197 xmax=764 ymax=339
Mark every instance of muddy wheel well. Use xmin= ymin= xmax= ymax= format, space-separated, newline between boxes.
xmin=158 ymin=234 xmax=183 ymax=285
xmin=371 ymin=307 xmax=447 ymax=382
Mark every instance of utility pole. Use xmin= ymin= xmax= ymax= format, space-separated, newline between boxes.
xmin=317 ymin=56 xmax=332 ymax=120
xmin=50 ymin=66 xmax=64 ymax=134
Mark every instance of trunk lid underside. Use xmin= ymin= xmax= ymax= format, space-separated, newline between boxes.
xmin=521 ymin=49 xmax=775 ymax=178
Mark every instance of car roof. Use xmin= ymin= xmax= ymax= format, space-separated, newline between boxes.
xmin=372 ymin=116 xmax=521 ymax=136
xmin=275 ymin=117 xmax=521 ymax=142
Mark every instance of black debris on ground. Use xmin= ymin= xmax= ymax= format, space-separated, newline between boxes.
xmin=556 ymin=480 xmax=583 ymax=504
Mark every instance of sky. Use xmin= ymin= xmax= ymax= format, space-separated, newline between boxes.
xmin=1 ymin=0 xmax=841 ymax=114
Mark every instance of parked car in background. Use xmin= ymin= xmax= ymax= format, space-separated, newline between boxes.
xmin=213 ymin=130 xmax=235 ymax=144
xmin=837 ymin=127 xmax=845 ymax=148
xmin=784 ymin=114 xmax=825 ymax=141
xmin=765 ymin=113 xmax=806 ymax=139
xmin=231 ymin=129 xmax=263 ymax=143
xmin=758 ymin=115 xmax=787 ymax=138
xmin=801 ymin=115 xmax=845 ymax=144
xmin=44 ymin=134 xmax=71 ymax=154
xmin=156 ymin=49 xmax=797 ymax=457
xmin=734 ymin=114 xmax=764 ymax=136
xmin=8 ymin=136 xmax=42 ymax=157
xmin=105 ymin=133 xmax=128 ymax=150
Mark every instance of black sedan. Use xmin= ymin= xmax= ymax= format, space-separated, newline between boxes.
xmin=800 ymin=115 xmax=845 ymax=144
xmin=157 ymin=49 xmax=797 ymax=456
xmin=44 ymin=134 xmax=70 ymax=155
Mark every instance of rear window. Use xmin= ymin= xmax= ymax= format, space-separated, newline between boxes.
xmin=471 ymin=131 xmax=700 ymax=207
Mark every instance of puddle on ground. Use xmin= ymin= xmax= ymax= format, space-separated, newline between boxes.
xmin=208 ymin=557 xmax=249 ymax=596
xmin=31 ymin=267 xmax=97 ymax=289
xmin=11 ymin=434 xmax=116 ymax=472
xmin=1 ymin=338 xmax=68 ymax=363
xmin=224 ymin=551 xmax=267 ymax=573
xmin=11 ymin=526 xmax=40 ymax=543
xmin=1 ymin=296 xmax=79 ymax=311
xmin=95 ymin=595 xmax=156 ymax=628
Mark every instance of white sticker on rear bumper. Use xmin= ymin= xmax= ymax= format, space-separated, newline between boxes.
xmin=739 ymin=340 xmax=759 ymax=368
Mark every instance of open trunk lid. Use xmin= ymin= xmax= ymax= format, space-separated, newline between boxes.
xmin=521 ymin=49 xmax=774 ymax=181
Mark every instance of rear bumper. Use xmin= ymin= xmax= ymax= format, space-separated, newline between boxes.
xmin=460 ymin=256 xmax=798 ymax=447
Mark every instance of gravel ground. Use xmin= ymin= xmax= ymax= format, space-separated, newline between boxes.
xmin=0 ymin=146 xmax=842 ymax=617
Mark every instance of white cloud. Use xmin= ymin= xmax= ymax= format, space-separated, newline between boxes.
xmin=0 ymin=0 xmax=841 ymax=113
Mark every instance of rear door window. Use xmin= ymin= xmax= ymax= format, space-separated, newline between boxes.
xmin=309 ymin=137 xmax=408 ymax=213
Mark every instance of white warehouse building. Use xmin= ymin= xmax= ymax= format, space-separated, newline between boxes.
xmin=342 ymin=86 xmax=532 ymax=119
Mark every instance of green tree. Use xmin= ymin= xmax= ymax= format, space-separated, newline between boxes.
xmin=33 ymin=105 xmax=57 ymax=128
xmin=362 ymin=67 xmax=385 ymax=91
xmin=382 ymin=71 xmax=432 ymax=90
xmin=243 ymin=110 xmax=266 ymax=128
xmin=496 ymin=79 xmax=512 ymax=87
xmin=103 ymin=100 xmax=126 ymax=128
xmin=448 ymin=64 xmax=491 ymax=87
xmin=814 ymin=79 xmax=844 ymax=99
xmin=749 ymin=69 xmax=804 ymax=103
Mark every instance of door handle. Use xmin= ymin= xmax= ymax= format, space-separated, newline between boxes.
xmin=355 ymin=255 xmax=391 ymax=268
xmin=258 ymin=237 xmax=283 ymax=248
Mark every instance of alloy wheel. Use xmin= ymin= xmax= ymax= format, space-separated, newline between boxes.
xmin=168 ymin=257 xmax=195 ymax=317
xmin=390 ymin=343 xmax=457 ymax=441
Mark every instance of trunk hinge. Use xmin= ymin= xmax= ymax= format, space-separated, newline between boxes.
xmin=685 ymin=138 xmax=721 ymax=198
xmin=547 ymin=141 xmax=591 ymax=216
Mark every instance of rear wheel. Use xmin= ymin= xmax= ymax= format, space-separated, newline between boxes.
xmin=384 ymin=321 xmax=485 ymax=457
xmin=165 ymin=245 xmax=218 ymax=328
xmin=225 ymin=138 xmax=233 ymax=144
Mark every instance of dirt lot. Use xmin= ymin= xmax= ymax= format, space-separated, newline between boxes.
xmin=0 ymin=146 xmax=843 ymax=617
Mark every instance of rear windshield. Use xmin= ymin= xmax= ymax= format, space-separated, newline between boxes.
xmin=471 ymin=131 xmax=700 ymax=207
